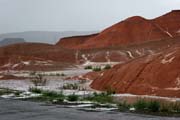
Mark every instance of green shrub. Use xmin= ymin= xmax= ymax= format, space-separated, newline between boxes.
xmin=134 ymin=99 xmax=148 ymax=111
xmin=84 ymin=65 xmax=92 ymax=69
xmin=147 ymin=101 xmax=160 ymax=112
xmin=42 ymin=90 xmax=65 ymax=102
xmin=60 ymin=73 xmax=66 ymax=76
xmin=118 ymin=101 xmax=131 ymax=112
xmin=29 ymin=87 xmax=43 ymax=94
xmin=42 ymin=91 xmax=62 ymax=98
xmin=134 ymin=100 xmax=160 ymax=112
xmin=0 ymin=88 xmax=12 ymax=95
xmin=104 ymin=64 xmax=111 ymax=70
xmin=85 ymin=92 xmax=113 ymax=103
xmin=27 ymin=89 xmax=65 ymax=102
xmin=92 ymin=67 xmax=101 ymax=72
xmin=67 ymin=94 xmax=79 ymax=101
xmin=14 ymin=91 xmax=21 ymax=96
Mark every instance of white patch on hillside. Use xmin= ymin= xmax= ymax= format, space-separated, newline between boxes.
xmin=34 ymin=61 xmax=53 ymax=66
xmin=82 ymin=54 xmax=91 ymax=65
xmin=165 ymin=88 xmax=180 ymax=91
xmin=82 ymin=54 xmax=88 ymax=61
xmin=2 ymin=63 xmax=12 ymax=67
xmin=148 ymin=50 xmax=154 ymax=55
xmin=177 ymin=29 xmax=180 ymax=33
xmin=0 ymin=75 xmax=4 ymax=79
xmin=135 ymin=50 xmax=142 ymax=55
xmin=175 ymin=77 xmax=180 ymax=87
xmin=164 ymin=51 xmax=176 ymax=58
xmin=161 ymin=56 xmax=175 ymax=64
xmin=165 ymin=31 xmax=173 ymax=38
xmin=106 ymin=51 xmax=110 ymax=63
xmin=100 ymin=73 xmax=104 ymax=77
xmin=161 ymin=52 xmax=176 ymax=64
xmin=126 ymin=51 xmax=134 ymax=58
xmin=22 ymin=61 xmax=30 ymax=65
xmin=155 ymin=24 xmax=173 ymax=38
xmin=12 ymin=64 xmax=19 ymax=68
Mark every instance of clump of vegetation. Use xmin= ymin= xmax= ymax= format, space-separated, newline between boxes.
xmin=29 ymin=87 xmax=43 ymax=94
xmin=14 ymin=91 xmax=22 ymax=97
xmin=103 ymin=64 xmax=111 ymax=70
xmin=49 ymin=73 xmax=66 ymax=76
xmin=42 ymin=90 xmax=64 ymax=98
xmin=170 ymin=102 xmax=180 ymax=113
xmin=118 ymin=101 xmax=131 ymax=112
xmin=0 ymin=88 xmax=22 ymax=97
xmin=147 ymin=101 xmax=160 ymax=112
xmin=84 ymin=65 xmax=92 ymax=70
xmin=105 ymin=87 xmax=116 ymax=95
xmin=133 ymin=99 xmax=148 ymax=111
xmin=42 ymin=91 xmax=64 ymax=102
xmin=28 ymin=88 xmax=65 ymax=102
xmin=67 ymin=94 xmax=79 ymax=101
xmin=85 ymin=92 xmax=113 ymax=104
xmin=92 ymin=66 xmax=102 ymax=72
xmin=29 ymin=71 xmax=37 ymax=76
xmin=133 ymin=99 xmax=160 ymax=112
xmin=62 ymin=83 xmax=79 ymax=90
xmin=117 ymin=99 xmax=180 ymax=115
xmin=0 ymin=88 xmax=13 ymax=95
xmin=31 ymin=74 xmax=47 ymax=86
xmin=60 ymin=73 xmax=66 ymax=76
xmin=160 ymin=102 xmax=180 ymax=113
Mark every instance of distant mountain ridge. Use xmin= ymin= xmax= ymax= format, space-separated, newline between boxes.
xmin=0 ymin=31 xmax=98 ymax=44
xmin=0 ymin=38 xmax=26 ymax=47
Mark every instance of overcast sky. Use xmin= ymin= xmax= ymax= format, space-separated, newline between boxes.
xmin=0 ymin=0 xmax=179 ymax=34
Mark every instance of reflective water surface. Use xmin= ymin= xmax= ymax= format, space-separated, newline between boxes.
xmin=0 ymin=98 xmax=178 ymax=120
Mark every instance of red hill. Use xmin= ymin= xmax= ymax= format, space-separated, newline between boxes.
xmin=56 ymin=10 xmax=180 ymax=49
xmin=91 ymin=42 xmax=180 ymax=98
xmin=0 ymin=43 xmax=76 ymax=71
xmin=56 ymin=34 xmax=98 ymax=49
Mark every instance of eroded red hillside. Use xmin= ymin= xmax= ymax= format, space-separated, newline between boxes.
xmin=0 ymin=43 xmax=76 ymax=71
xmin=91 ymin=43 xmax=180 ymax=98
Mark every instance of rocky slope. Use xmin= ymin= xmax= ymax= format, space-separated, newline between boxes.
xmin=91 ymin=42 xmax=180 ymax=98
